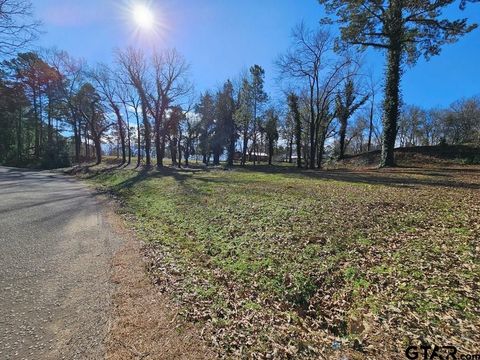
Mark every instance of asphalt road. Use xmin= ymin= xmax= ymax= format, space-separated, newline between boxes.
xmin=0 ymin=167 xmax=123 ymax=359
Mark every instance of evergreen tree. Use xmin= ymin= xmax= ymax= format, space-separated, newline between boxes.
xmin=318 ymin=0 xmax=478 ymax=166
xmin=234 ymin=78 xmax=253 ymax=166
xmin=249 ymin=65 xmax=268 ymax=165
xmin=288 ymin=93 xmax=303 ymax=168
xmin=196 ymin=91 xmax=216 ymax=165
xmin=335 ymin=79 xmax=368 ymax=159
xmin=215 ymin=80 xmax=236 ymax=166
xmin=264 ymin=109 xmax=279 ymax=165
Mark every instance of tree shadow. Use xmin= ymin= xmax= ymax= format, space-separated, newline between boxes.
xmin=64 ymin=161 xmax=480 ymax=193
xmin=235 ymin=164 xmax=480 ymax=190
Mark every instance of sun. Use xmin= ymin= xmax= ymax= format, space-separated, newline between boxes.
xmin=133 ymin=4 xmax=155 ymax=30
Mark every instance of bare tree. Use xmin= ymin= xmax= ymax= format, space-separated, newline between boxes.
xmin=150 ymin=49 xmax=192 ymax=168
xmin=277 ymin=23 xmax=353 ymax=168
xmin=90 ymin=64 xmax=127 ymax=164
xmin=0 ymin=0 xmax=41 ymax=57
xmin=117 ymin=48 xmax=152 ymax=167
xmin=115 ymin=74 xmax=143 ymax=167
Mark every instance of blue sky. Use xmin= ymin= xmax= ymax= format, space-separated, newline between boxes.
xmin=34 ymin=0 xmax=480 ymax=109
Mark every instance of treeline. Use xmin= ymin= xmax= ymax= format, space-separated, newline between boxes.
xmin=1 ymin=0 xmax=479 ymax=169
xmin=0 ymin=52 xmax=72 ymax=168
xmin=397 ymin=99 xmax=480 ymax=148
xmin=1 ymin=45 xmax=479 ymax=170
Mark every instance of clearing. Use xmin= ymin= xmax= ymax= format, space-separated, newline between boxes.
xmin=77 ymin=160 xmax=480 ymax=359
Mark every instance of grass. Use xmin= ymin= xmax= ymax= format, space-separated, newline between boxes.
xmin=79 ymin=162 xmax=480 ymax=359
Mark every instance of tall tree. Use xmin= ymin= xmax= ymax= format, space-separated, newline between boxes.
xmin=8 ymin=52 xmax=57 ymax=159
xmin=288 ymin=93 xmax=303 ymax=168
xmin=0 ymin=71 xmax=29 ymax=163
xmin=235 ymin=78 xmax=253 ymax=166
xmin=118 ymin=79 xmax=142 ymax=167
xmin=75 ymin=83 xmax=111 ymax=164
xmin=91 ymin=64 xmax=127 ymax=164
xmin=49 ymin=50 xmax=85 ymax=164
xmin=215 ymin=80 xmax=236 ymax=166
xmin=319 ymin=0 xmax=478 ymax=166
xmin=166 ymin=106 xmax=184 ymax=166
xmin=183 ymin=113 xmax=200 ymax=166
xmin=150 ymin=49 xmax=191 ymax=168
xmin=249 ymin=65 xmax=268 ymax=165
xmin=196 ymin=91 xmax=216 ymax=165
xmin=264 ymin=108 xmax=279 ymax=165
xmin=335 ymin=79 xmax=368 ymax=159
xmin=277 ymin=24 xmax=352 ymax=169
xmin=117 ymin=48 xmax=152 ymax=167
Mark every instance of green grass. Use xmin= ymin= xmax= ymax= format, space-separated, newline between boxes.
xmin=82 ymin=164 xmax=480 ymax=358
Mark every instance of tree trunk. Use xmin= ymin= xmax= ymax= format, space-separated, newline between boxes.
xmin=159 ymin=130 xmax=167 ymax=167
xmin=307 ymin=82 xmax=316 ymax=169
xmin=39 ymin=93 xmax=43 ymax=156
xmin=155 ymin=120 xmax=162 ymax=168
xmin=127 ymin=120 xmax=131 ymax=165
xmin=338 ymin=118 xmax=347 ymax=159
xmin=178 ymin=139 xmax=182 ymax=168
xmin=381 ymin=0 xmax=402 ymax=167
xmin=185 ymin=134 xmax=191 ymax=166
xmin=367 ymin=100 xmax=374 ymax=152
xmin=112 ymin=105 xmax=126 ymax=164
xmin=47 ymin=95 xmax=53 ymax=147
xmin=292 ymin=97 xmax=302 ymax=169
xmin=171 ymin=137 xmax=178 ymax=166
xmin=227 ymin=133 xmax=235 ymax=167
xmin=177 ymin=127 xmax=182 ymax=168
xmin=296 ymin=132 xmax=302 ymax=169
xmin=213 ymin=152 xmax=220 ymax=166
xmin=73 ymin=120 xmax=79 ymax=163
xmin=241 ymin=129 xmax=248 ymax=166
xmin=317 ymin=125 xmax=327 ymax=169
xmin=268 ymin=140 xmax=273 ymax=165
xmin=85 ymin=125 xmax=89 ymax=160
xmin=94 ymin=136 xmax=102 ymax=165
xmin=33 ymin=90 xmax=39 ymax=160
xmin=134 ymin=106 xmax=141 ymax=167
xmin=140 ymin=98 xmax=151 ymax=167
xmin=17 ymin=110 xmax=22 ymax=162
xmin=252 ymin=99 xmax=257 ymax=166
xmin=288 ymin=137 xmax=293 ymax=163
xmin=381 ymin=44 xmax=401 ymax=167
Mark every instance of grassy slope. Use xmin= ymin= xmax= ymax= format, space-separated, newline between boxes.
xmin=83 ymin=164 xmax=480 ymax=359
xmin=337 ymin=144 xmax=480 ymax=168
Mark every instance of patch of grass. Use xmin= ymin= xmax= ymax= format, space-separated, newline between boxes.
xmin=80 ymin=163 xmax=480 ymax=358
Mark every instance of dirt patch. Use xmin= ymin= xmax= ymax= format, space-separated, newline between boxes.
xmin=104 ymin=210 xmax=214 ymax=360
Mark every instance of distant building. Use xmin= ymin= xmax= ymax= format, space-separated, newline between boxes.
xmin=248 ymin=152 xmax=269 ymax=162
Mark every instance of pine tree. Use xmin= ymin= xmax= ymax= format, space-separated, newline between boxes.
xmin=318 ymin=0 xmax=478 ymax=166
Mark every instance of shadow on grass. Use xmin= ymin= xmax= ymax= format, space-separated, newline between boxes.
xmin=226 ymin=164 xmax=480 ymax=190
xmin=79 ymin=161 xmax=480 ymax=193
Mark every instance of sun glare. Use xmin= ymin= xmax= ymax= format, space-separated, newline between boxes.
xmin=133 ymin=4 xmax=155 ymax=30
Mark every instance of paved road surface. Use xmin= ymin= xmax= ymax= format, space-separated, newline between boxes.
xmin=0 ymin=167 xmax=123 ymax=359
